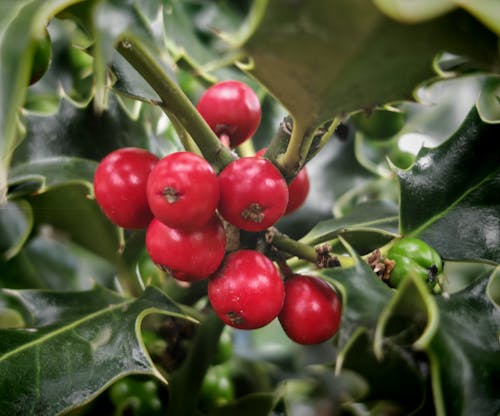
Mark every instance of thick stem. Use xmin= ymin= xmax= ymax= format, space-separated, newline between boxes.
xmin=271 ymin=231 xmax=354 ymax=268
xmin=276 ymin=118 xmax=309 ymax=177
xmin=116 ymin=38 xmax=234 ymax=172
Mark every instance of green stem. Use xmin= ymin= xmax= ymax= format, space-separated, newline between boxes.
xmin=275 ymin=118 xmax=309 ymax=178
xmin=162 ymin=106 xmax=202 ymax=156
xmin=271 ymin=231 xmax=355 ymax=268
xmin=116 ymin=37 xmax=234 ymax=172
xmin=272 ymin=232 xmax=318 ymax=263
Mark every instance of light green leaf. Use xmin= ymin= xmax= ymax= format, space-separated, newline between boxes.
xmin=8 ymin=157 xmax=96 ymax=198
xmin=0 ymin=200 xmax=33 ymax=260
xmin=0 ymin=286 xmax=190 ymax=416
xmin=373 ymin=0 xmax=456 ymax=23
xmin=301 ymin=200 xmax=399 ymax=246
xmin=456 ymin=0 xmax=500 ymax=36
xmin=477 ymin=75 xmax=500 ymax=123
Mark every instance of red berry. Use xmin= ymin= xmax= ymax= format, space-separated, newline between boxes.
xmin=285 ymin=168 xmax=310 ymax=215
xmin=147 ymin=152 xmax=219 ymax=230
xmin=145 ymin=216 xmax=226 ymax=282
xmin=278 ymin=275 xmax=342 ymax=345
xmin=197 ymin=80 xmax=261 ymax=147
xmin=218 ymin=156 xmax=289 ymax=232
xmin=94 ymin=147 xmax=158 ymax=229
xmin=208 ymin=250 xmax=284 ymax=329
xmin=256 ymin=148 xmax=310 ymax=215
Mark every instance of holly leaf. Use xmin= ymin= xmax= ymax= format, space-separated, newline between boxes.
xmin=0 ymin=200 xmax=33 ymax=260
xmin=398 ymin=105 xmax=500 ymax=263
xmin=241 ymin=0 xmax=498 ymax=132
xmin=426 ymin=271 xmax=500 ymax=415
xmin=0 ymin=231 xmax=115 ymax=291
xmin=0 ymin=286 xmax=191 ymax=416
xmin=13 ymin=95 xmax=153 ymax=167
xmin=8 ymin=157 xmax=96 ymax=198
xmin=293 ymin=199 xmax=399 ymax=255
xmin=376 ymin=267 xmax=500 ymax=415
xmin=0 ymin=0 xmax=86 ymax=201
xmin=477 ymin=75 xmax=500 ymax=123
xmin=336 ymin=329 xmax=426 ymax=414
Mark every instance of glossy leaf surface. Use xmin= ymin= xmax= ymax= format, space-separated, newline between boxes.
xmin=0 ymin=286 xmax=187 ymax=416
xmin=399 ymin=106 xmax=500 ymax=263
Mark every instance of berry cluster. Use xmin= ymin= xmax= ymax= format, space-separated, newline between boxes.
xmin=93 ymin=80 xmax=341 ymax=345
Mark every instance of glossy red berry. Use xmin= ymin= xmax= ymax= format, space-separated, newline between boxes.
xmin=256 ymin=148 xmax=310 ymax=215
xmin=218 ymin=156 xmax=289 ymax=232
xmin=147 ymin=152 xmax=219 ymax=230
xmin=197 ymin=80 xmax=261 ymax=147
xmin=145 ymin=216 xmax=226 ymax=282
xmin=279 ymin=275 xmax=342 ymax=345
xmin=285 ymin=168 xmax=310 ymax=215
xmin=208 ymin=250 xmax=285 ymax=329
xmin=94 ymin=147 xmax=158 ymax=229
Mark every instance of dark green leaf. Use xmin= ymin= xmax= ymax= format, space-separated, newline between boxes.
xmin=374 ymin=266 xmax=500 ymax=416
xmin=242 ymin=1 xmax=498 ymax=131
xmin=427 ymin=271 xmax=500 ymax=415
xmin=398 ymin=106 xmax=500 ymax=263
xmin=13 ymin=95 xmax=154 ymax=166
xmin=0 ymin=286 xmax=190 ymax=416
xmin=337 ymin=329 xmax=426 ymax=414
xmin=9 ymin=232 xmax=115 ymax=291
xmin=0 ymin=0 xmax=86 ymax=201
xmin=25 ymin=184 xmax=121 ymax=263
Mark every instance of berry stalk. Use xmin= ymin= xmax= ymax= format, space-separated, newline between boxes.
xmin=116 ymin=37 xmax=234 ymax=172
xmin=270 ymin=230 xmax=355 ymax=268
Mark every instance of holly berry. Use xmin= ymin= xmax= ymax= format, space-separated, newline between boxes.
xmin=386 ymin=237 xmax=443 ymax=289
xmin=208 ymin=250 xmax=285 ymax=329
xmin=278 ymin=275 xmax=342 ymax=345
xmin=198 ymin=364 xmax=234 ymax=412
xmin=94 ymin=147 xmax=158 ymax=229
xmin=145 ymin=216 xmax=226 ymax=282
xmin=285 ymin=168 xmax=310 ymax=214
xmin=218 ymin=156 xmax=289 ymax=232
xmin=256 ymin=148 xmax=310 ymax=215
xmin=197 ymin=80 xmax=261 ymax=147
xmin=147 ymin=151 xmax=219 ymax=230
